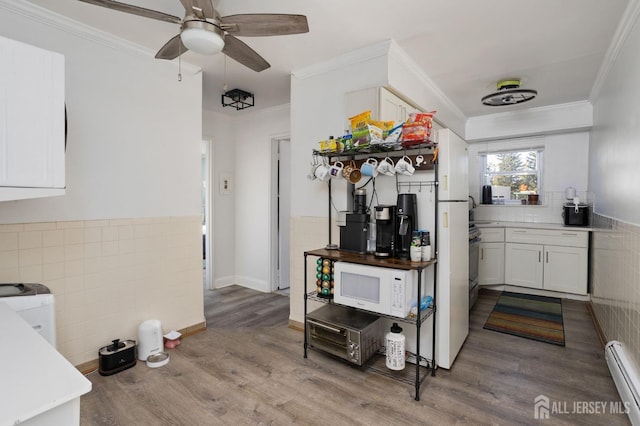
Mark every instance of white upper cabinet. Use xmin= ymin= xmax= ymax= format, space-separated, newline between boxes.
xmin=0 ymin=36 xmax=65 ymax=201
xmin=346 ymin=86 xmax=420 ymax=125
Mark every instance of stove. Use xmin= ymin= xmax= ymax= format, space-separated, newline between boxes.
xmin=468 ymin=225 xmax=481 ymax=310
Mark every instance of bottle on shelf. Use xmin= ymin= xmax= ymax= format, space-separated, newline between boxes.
xmin=385 ymin=323 xmax=406 ymax=371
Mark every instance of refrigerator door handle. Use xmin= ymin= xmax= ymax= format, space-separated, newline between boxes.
xmin=443 ymin=212 xmax=449 ymax=228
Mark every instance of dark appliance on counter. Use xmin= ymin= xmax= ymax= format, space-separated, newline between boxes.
xmin=98 ymin=338 xmax=137 ymax=376
xmin=482 ymin=185 xmax=492 ymax=204
xmin=339 ymin=213 xmax=369 ymax=253
xmin=563 ymin=202 xmax=590 ymax=226
xmin=396 ymin=193 xmax=418 ymax=260
xmin=374 ymin=205 xmax=396 ymax=257
xmin=306 ymin=303 xmax=382 ymax=366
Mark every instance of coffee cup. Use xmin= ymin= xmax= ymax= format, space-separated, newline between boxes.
xmin=376 ymin=157 xmax=395 ymax=176
xmin=415 ymin=155 xmax=424 ymax=167
xmin=314 ymin=162 xmax=331 ymax=181
xmin=360 ymin=158 xmax=378 ymax=177
xmin=342 ymin=160 xmax=362 ymax=184
xmin=395 ymin=155 xmax=415 ymax=176
xmin=329 ymin=161 xmax=344 ymax=179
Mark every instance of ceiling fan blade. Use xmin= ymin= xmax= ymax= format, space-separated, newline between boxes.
xmin=180 ymin=0 xmax=214 ymax=19
xmin=78 ymin=0 xmax=182 ymax=24
xmin=155 ymin=35 xmax=188 ymax=60
xmin=220 ymin=14 xmax=309 ymax=37
xmin=222 ymin=35 xmax=270 ymax=72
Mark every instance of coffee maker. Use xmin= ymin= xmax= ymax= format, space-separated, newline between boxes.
xmin=396 ymin=193 xmax=418 ymax=260
xmin=374 ymin=205 xmax=396 ymax=257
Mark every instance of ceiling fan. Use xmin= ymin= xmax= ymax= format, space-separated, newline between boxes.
xmin=78 ymin=0 xmax=309 ymax=72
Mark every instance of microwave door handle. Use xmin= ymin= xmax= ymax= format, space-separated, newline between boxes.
xmin=307 ymin=319 xmax=343 ymax=334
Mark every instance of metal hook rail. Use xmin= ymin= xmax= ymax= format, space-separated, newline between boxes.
xmin=396 ymin=179 xmax=438 ymax=193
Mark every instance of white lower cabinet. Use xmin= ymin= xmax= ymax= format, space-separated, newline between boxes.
xmin=479 ymin=242 xmax=505 ymax=285
xmin=543 ymin=245 xmax=588 ymax=294
xmin=505 ymin=243 xmax=544 ymax=289
xmin=504 ymin=228 xmax=589 ymax=295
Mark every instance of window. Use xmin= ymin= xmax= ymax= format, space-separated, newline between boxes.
xmin=481 ymin=148 xmax=543 ymax=203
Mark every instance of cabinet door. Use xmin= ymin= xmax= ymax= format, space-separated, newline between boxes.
xmin=0 ymin=36 xmax=65 ymax=191
xmin=478 ymin=242 xmax=505 ymax=285
xmin=505 ymin=243 xmax=543 ymax=289
xmin=379 ymin=87 xmax=419 ymax=123
xmin=543 ymin=246 xmax=588 ymax=295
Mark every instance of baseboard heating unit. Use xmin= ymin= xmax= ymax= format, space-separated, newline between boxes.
xmin=605 ymin=340 xmax=640 ymax=425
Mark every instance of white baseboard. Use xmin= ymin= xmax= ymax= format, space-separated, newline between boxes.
xmin=213 ymin=276 xmax=236 ymax=289
xmin=235 ymin=276 xmax=271 ymax=293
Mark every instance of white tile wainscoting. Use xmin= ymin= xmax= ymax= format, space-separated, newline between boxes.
xmin=0 ymin=216 xmax=204 ymax=367
xmin=591 ymin=213 xmax=640 ymax=371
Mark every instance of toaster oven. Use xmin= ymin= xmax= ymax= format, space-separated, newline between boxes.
xmin=306 ymin=304 xmax=382 ymax=366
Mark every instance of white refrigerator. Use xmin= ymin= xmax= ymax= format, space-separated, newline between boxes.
xmin=436 ymin=128 xmax=469 ymax=369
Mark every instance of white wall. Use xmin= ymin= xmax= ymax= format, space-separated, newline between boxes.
xmin=203 ymin=110 xmax=236 ymax=286
xmin=234 ymin=105 xmax=290 ymax=292
xmin=0 ymin=2 xmax=202 ymax=223
xmin=590 ymin=10 xmax=640 ymax=224
xmin=0 ymin=1 xmax=204 ymax=366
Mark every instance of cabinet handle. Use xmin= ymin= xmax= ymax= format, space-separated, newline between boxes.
xmin=546 ymin=252 xmax=549 ymax=263
xmin=513 ymin=230 xmax=527 ymax=233
xmin=538 ymin=251 xmax=541 ymax=262
xmin=562 ymin=232 xmax=578 ymax=236
xmin=481 ymin=248 xmax=484 ymax=260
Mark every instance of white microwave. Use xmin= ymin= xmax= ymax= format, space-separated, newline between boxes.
xmin=333 ymin=262 xmax=416 ymax=318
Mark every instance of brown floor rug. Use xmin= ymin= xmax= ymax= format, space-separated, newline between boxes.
xmin=483 ymin=291 xmax=565 ymax=346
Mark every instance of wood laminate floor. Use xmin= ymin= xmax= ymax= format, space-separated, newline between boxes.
xmin=80 ymin=287 xmax=629 ymax=425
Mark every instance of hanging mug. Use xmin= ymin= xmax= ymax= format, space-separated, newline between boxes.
xmin=314 ymin=159 xmax=331 ymax=182
xmin=329 ymin=161 xmax=344 ymax=179
xmin=376 ymin=157 xmax=395 ymax=176
xmin=360 ymin=158 xmax=379 ymax=177
xmin=342 ymin=160 xmax=362 ymax=184
xmin=395 ymin=156 xmax=415 ymax=176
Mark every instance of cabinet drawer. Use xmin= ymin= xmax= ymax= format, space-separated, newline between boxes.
xmin=480 ymin=228 xmax=504 ymax=242
xmin=505 ymin=228 xmax=588 ymax=248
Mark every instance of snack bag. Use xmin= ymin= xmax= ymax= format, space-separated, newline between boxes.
xmin=348 ymin=110 xmax=372 ymax=132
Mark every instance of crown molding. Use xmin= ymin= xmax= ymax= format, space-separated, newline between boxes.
xmin=386 ymin=40 xmax=467 ymax=124
xmin=291 ymin=39 xmax=391 ymax=80
xmin=0 ymin=0 xmax=201 ymax=74
xmin=590 ymin=0 xmax=640 ymax=102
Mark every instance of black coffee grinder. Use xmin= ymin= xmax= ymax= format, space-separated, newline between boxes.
xmin=374 ymin=205 xmax=396 ymax=257
xmin=339 ymin=188 xmax=369 ymax=254
xmin=396 ymin=193 xmax=418 ymax=259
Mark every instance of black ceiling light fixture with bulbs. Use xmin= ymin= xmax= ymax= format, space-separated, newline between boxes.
xmin=481 ymin=79 xmax=538 ymax=106
xmin=77 ymin=0 xmax=309 ymax=72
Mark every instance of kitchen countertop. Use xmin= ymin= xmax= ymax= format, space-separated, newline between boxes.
xmin=471 ymin=220 xmax=593 ymax=232
xmin=0 ymin=301 xmax=91 ymax=426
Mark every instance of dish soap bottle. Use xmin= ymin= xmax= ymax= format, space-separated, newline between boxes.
xmin=385 ymin=323 xmax=406 ymax=371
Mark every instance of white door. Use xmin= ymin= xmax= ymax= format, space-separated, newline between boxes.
xmin=505 ymin=243 xmax=544 ymax=288
xmin=478 ymin=242 xmax=505 ymax=285
xmin=271 ymin=138 xmax=291 ymax=291
xmin=543 ymin=245 xmax=588 ymax=294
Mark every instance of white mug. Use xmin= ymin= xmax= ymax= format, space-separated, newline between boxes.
xmin=395 ymin=155 xmax=415 ymax=176
xmin=329 ymin=161 xmax=344 ymax=179
xmin=377 ymin=157 xmax=395 ymax=176
xmin=314 ymin=163 xmax=331 ymax=181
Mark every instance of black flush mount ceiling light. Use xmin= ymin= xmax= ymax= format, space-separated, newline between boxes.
xmin=481 ymin=79 xmax=537 ymax=106
xmin=222 ymin=88 xmax=254 ymax=110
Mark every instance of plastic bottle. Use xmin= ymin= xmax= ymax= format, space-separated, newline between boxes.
xmin=421 ymin=230 xmax=431 ymax=261
xmin=385 ymin=323 xmax=406 ymax=371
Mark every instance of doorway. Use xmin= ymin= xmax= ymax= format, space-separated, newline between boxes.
xmin=271 ymin=137 xmax=291 ymax=291
xmin=202 ymin=140 xmax=213 ymax=291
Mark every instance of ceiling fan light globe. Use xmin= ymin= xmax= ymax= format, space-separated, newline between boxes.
xmin=181 ymin=27 xmax=224 ymax=55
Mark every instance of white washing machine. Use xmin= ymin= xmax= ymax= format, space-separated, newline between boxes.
xmin=0 ymin=284 xmax=56 ymax=348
